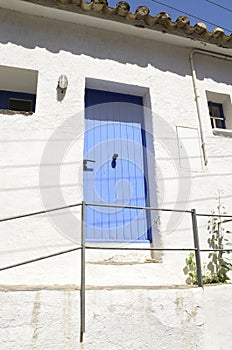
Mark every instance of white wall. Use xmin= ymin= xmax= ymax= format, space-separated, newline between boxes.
xmin=0 ymin=8 xmax=231 ymax=287
xmin=0 ymin=7 xmax=232 ymax=350
xmin=0 ymin=285 xmax=231 ymax=350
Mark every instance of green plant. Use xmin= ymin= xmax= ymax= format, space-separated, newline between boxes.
xmin=184 ymin=253 xmax=212 ymax=285
xmin=184 ymin=252 xmax=198 ymax=285
xmin=206 ymin=197 xmax=232 ymax=283
xmin=184 ymin=193 xmax=232 ymax=285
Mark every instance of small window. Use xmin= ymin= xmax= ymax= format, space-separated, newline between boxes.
xmin=206 ymin=91 xmax=232 ymax=132
xmin=0 ymin=65 xmax=38 ymax=113
xmin=208 ymin=101 xmax=226 ymax=129
xmin=9 ymin=98 xmax=33 ymax=112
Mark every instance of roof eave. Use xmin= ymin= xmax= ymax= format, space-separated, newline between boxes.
xmin=0 ymin=0 xmax=232 ymax=55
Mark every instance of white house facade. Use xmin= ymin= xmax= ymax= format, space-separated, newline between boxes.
xmin=0 ymin=1 xmax=231 ymax=349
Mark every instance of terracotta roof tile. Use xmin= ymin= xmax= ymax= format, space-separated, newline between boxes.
xmin=55 ymin=0 xmax=232 ymax=48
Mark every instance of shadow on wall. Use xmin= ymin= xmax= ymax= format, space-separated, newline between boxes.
xmin=0 ymin=7 xmax=191 ymax=77
xmin=194 ymin=53 xmax=232 ymax=86
xmin=2 ymin=8 xmax=231 ymax=85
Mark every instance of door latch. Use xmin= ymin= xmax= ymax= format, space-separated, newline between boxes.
xmin=111 ymin=154 xmax=118 ymax=169
xmin=83 ymin=159 xmax=96 ymax=171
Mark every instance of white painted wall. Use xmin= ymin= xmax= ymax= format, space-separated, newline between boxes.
xmin=0 ymin=7 xmax=231 ymax=344
xmin=0 ymin=5 xmax=232 ymax=349
xmin=0 ymin=285 xmax=231 ymax=350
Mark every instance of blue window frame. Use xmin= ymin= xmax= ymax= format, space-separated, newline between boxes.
xmin=0 ymin=90 xmax=36 ymax=112
xmin=208 ymin=101 xmax=226 ymax=129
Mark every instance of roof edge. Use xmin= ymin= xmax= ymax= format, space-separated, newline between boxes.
xmin=0 ymin=0 xmax=232 ymax=52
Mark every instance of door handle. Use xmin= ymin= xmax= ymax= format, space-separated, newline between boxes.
xmin=112 ymin=154 xmax=118 ymax=160
xmin=83 ymin=159 xmax=96 ymax=171
xmin=111 ymin=154 xmax=118 ymax=169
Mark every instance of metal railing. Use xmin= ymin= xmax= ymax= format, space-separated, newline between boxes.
xmin=0 ymin=201 xmax=232 ymax=342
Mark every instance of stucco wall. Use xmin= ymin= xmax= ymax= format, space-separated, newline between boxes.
xmin=0 ymin=6 xmax=232 ymax=350
xmin=0 ymin=8 xmax=231 ymax=286
xmin=0 ymin=285 xmax=231 ymax=350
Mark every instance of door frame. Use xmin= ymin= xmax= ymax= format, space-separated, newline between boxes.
xmin=84 ymin=78 xmax=158 ymax=246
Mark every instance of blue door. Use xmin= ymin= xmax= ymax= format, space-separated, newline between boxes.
xmin=84 ymin=89 xmax=151 ymax=242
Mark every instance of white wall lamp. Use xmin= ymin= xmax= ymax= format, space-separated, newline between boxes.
xmin=58 ymin=74 xmax=68 ymax=93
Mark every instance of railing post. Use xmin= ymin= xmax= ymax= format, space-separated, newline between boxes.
xmin=80 ymin=201 xmax=86 ymax=342
xmin=191 ymin=209 xmax=203 ymax=287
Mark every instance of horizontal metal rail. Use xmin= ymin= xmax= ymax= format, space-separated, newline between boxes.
xmin=196 ymin=213 xmax=232 ymax=218
xmin=0 ymin=203 xmax=82 ymax=223
xmin=0 ymin=246 xmax=230 ymax=273
xmin=199 ymin=249 xmax=232 ymax=252
xmin=85 ymin=202 xmax=192 ymax=213
xmin=86 ymin=202 xmax=232 ymax=218
xmin=85 ymin=246 xmax=196 ymax=251
xmin=0 ymin=202 xmax=231 ymax=272
xmin=0 ymin=202 xmax=231 ymax=224
xmin=0 ymin=246 xmax=82 ymax=271
xmin=219 ymin=219 xmax=232 ymax=224
xmin=86 ymin=247 xmax=232 ymax=252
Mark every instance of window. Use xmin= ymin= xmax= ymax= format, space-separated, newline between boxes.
xmin=0 ymin=90 xmax=36 ymax=112
xmin=0 ymin=65 xmax=38 ymax=113
xmin=9 ymin=98 xmax=32 ymax=112
xmin=208 ymin=101 xmax=226 ymax=129
xmin=206 ymin=91 xmax=232 ymax=133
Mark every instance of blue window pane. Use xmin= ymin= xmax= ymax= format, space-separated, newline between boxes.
xmin=0 ymin=90 xmax=36 ymax=112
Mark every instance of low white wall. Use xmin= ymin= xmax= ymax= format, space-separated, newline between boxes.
xmin=204 ymin=284 xmax=232 ymax=350
xmin=0 ymin=284 xmax=231 ymax=350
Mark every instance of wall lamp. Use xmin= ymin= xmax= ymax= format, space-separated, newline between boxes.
xmin=57 ymin=74 xmax=68 ymax=93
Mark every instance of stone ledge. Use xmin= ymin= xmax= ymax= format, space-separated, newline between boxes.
xmin=213 ymin=128 xmax=232 ymax=137
xmin=0 ymin=284 xmax=198 ymax=291
xmin=0 ymin=109 xmax=34 ymax=116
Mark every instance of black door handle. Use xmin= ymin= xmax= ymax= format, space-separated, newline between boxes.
xmin=111 ymin=154 xmax=118 ymax=168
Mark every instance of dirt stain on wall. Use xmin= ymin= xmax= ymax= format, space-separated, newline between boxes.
xmin=31 ymin=292 xmax=41 ymax=348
